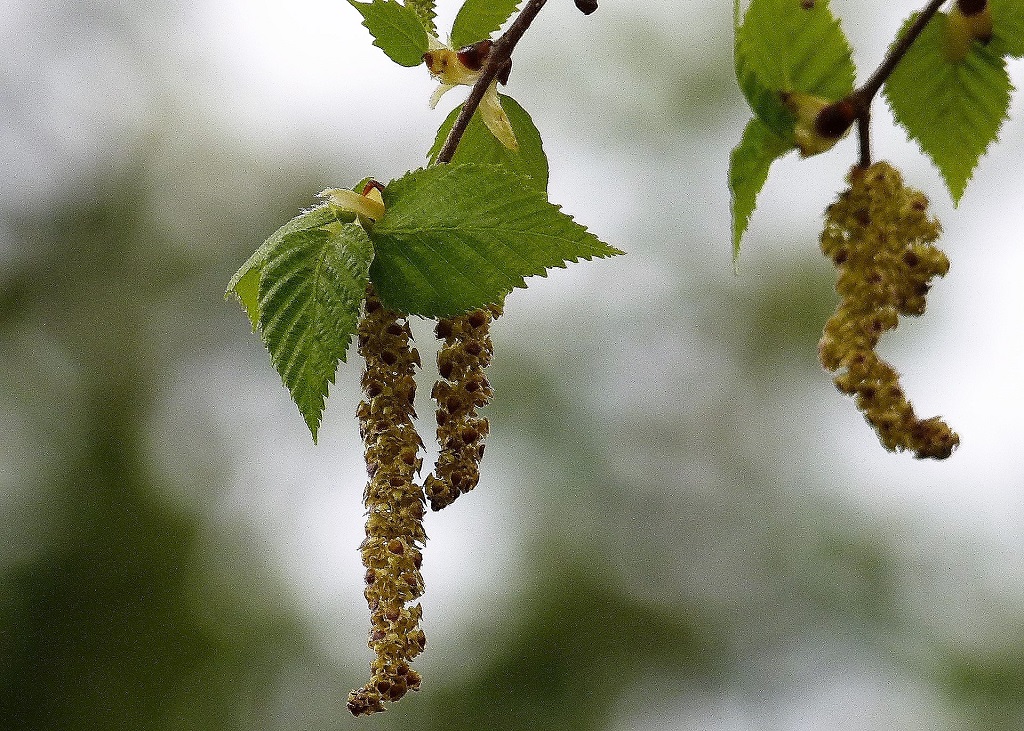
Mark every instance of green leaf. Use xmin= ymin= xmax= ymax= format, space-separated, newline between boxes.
xmin=405 ymin=0 xmax=437 ymax=35
xmin=367 ymin=164 xmax=623 ymax=318
xmin=450 ymin=0 xmax=519 ymax=48
xmin=427 ymin=94 xmax=548 ymax=192
xmin=347 ymin=0 xmax=429 ymax=67
xmin=735 ymin=0 xmax=856 ymax=141
xmin=991 ymin=0 xmax=1024 ymax=57
xmin=226 ymin=205 xmax=347 ymax=330
xmin=884 ymin=12 xmax=1011 ymax=203
xmin=729 ymin=118 xmax=791 ymax=261
xmin=258 ymin=224 xmax=374 ymax=441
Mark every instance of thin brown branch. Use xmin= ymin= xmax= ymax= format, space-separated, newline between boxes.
xmin=857 ymin=106 xmax=872 ymax=168
xmin=850 ymin=0 xmax=948 ymax=166
xmin=434 ymin=0 xmax=549 ymax=165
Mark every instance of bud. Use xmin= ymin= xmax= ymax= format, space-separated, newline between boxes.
xmin=782 ymin=91 xmax=853 ymax=157
xmin=455 ymin=39 xmax=493 ymax=71
xmin=946 ymin=2 xmax=993 ymax=62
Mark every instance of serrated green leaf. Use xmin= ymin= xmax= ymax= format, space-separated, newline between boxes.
xmin=232 ymin=267 xmax=261 ymax=330
xmin=367 ymin=164 xmax=622 ymax=318
xmin=258 ymin=224 xmax=374 ymax=441
xmin=450 ymin=0 xmax=519 ymax=48
xmin=735 ymin=0 xmax=855 ymax=141
xmin=884 ymin=12 xmax=1011 ymax=203
xmin=991 ymin=0 xmax=1024 ymax=57
xmin=226 ymin=205 xmax=347 ymax=329
xmin=347 ymin=0 xmax=429 ymax=67
xmin=427 ymin=94 xmax=547 ymax=192
xmin=405 ymin=0 xmax=437 ymax=35
xmin=730 ymin=117 xmax=791 ymax=261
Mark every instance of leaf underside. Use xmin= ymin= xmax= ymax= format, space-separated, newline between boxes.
xmin=729 ymin=118 xmax=792 ymax=262
xmin=368 ymin=164 xmax=623 ymax=318
xmin=347 ymin=0 xmax=429 ymax=67
xmin=730 ymin=0 xmax=856 ymax=257
xmin=427 ymin=94 xmax=548 ymax=192
xmin=450 ymin=0 xmax=520 ymax=48
xmin=258 ymin=225 xmax=374 ymax=441
xmin=990 ymin=0 xmax=1024 ymax=58
xmin=884 ymin=12 xmax=1012 ymax=203
xmin=405 ymin=0 xmax=437 ymax=36
xmin=226 ymin=205 xmax=347 ymax=329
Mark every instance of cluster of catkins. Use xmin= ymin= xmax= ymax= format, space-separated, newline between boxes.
xmin=348 ymin=286 xmax=499 ymax=715
xmin=818 ymin=162 xmax=959 ymax=460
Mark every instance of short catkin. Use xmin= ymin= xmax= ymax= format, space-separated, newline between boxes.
xmin=424 ymin=304 xmax=502 ymax=511
xmin=818 ymin=162 xmax=959 ymax=459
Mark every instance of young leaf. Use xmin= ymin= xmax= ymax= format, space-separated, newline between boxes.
xmin=730 ymin=117 xmax=792 ymax=261
xmin=450 ymin=0 xmax=520 ymax=49
xmin=347 ymin=0 xmax=429 ymax=67
xmin=258 ymin=224 xmax=374 ymax=441
xmin=226 ymin=205 xmax=348 ymax=329
xmin=990 ymin=0 xmax=1024 ymax=57
xmin=427 ymin=94 xmax=548 ymax=192
xmin=405 ymin=0 xmax=437 ymax=36
xmin=884 ymin=12 xmax=1011 ymax=203
xmin=367 ymin=164 xmax=623 ymax=318
xmin=735 ymin=0 xmax=855 ymax=142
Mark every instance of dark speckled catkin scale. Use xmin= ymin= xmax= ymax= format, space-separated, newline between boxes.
xmin=424 ymin=304 xmax=502 ymax=511
xmin=348 ymin=286 xmax=427 ymax=716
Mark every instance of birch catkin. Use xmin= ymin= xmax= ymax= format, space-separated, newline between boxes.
xmin=424 ymin=304 xmax=502 ymax=511
xmin=818 ymin=162 xmax=959 ymax=459
xmin=348 ymin=287 xmax=428 ymax=716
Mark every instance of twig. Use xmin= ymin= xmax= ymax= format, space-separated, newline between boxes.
xmin=850 ymin=0 xmax=948 ymax=166
xmin=434 ymin=0 xmax=549 ymax=164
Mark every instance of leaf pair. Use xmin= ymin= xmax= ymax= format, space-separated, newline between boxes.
xmin=347 ymin=0 xmax=520 ymax=67
xmin=227 ymin=164 xmax=621 ymax=439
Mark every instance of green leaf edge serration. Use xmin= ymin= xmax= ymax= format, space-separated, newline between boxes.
xmin=258 ymin=224 xmax=374 ymax=441
xmin=366 ymin=163 xmax=624 ymax=319
xmin=450 ymin=0 xmax=521 ymax=48
xmin=226 ymin=205 xmax=349 ymax=329
xmin=347 ymin=0 xmax=429 ymax=67
xmin=883 ymin=11 xmax=1012 ymax=204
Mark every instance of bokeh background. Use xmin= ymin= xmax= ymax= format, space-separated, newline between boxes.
xmin=3 ymin=1 xmax=1024 ymax=729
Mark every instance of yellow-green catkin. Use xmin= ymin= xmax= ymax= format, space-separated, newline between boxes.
xmin=423 ymin=305 xmax=502 ymax=511
xmin=348 ymin=286 xmax=428 ymax=716
xmin=819 ymin=162 xmax=959 ymax=460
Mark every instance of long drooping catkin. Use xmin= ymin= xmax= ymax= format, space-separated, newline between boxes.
xmin=818 ymin=162 xmax=958 ymax=459
xmin=424 ymin=304 xmax=502 ymax=511
xmin=348 ymin=286 xmax=428 ymax=716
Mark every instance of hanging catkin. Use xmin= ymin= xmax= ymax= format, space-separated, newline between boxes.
xmin=818 ymin=162 xmax=959 ymax=459
xmin=424 ymin=304 xmax=502 ymax=511
xmin=348 ymin=286 xmax=428 ymax=716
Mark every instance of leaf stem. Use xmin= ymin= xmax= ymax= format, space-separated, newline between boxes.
xmin=851 ymin=0 xmax=948 ymax=166
xmin=434 ymin=0 xmax=548 ymax=165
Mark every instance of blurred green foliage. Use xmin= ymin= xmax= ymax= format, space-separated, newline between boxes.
xmin=2 ymin=3 xmax=1024 ymax=730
